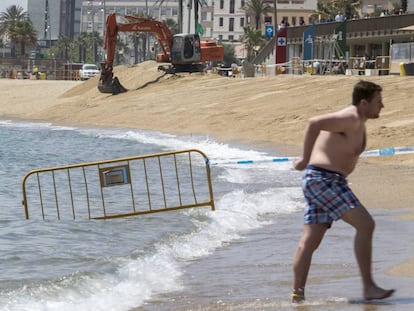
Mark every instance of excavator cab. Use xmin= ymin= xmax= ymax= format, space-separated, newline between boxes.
xmin=171 ymin=34 xmax=202 ymax=65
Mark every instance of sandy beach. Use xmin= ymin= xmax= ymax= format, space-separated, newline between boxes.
xmin=1 ymin=62 xmax=413 ymax=302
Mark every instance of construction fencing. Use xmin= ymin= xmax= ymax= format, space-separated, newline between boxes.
xmin=22 ymin=149 xmax=215 ymax=220
xmin=246 ymin=55 xmax=391 ymax=77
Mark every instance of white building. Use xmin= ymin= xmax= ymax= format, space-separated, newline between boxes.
xmin=212 ymin=0 xmax=317 ymax=43
xmin=210 ymin=0 xmax=316 ymax=61
xmin=212 ymin=0 xmax=246 ymax=42
xmin=80 ymin=1 xmax=180 ymax=37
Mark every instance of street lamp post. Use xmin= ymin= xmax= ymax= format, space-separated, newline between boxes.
xmin=48 ymin=25 xmax=52 ymax=48
xmin=102 ymin=0 xmax=106 ymax=25
xmin=100 ymin=1 xmax=106 ymax=63
xmin=145 ymin=0 xmax=149 ymax=60
xmin=187 ymin=0 xmax=192 ymax=33
xmin=273 ymin=0 xmax=277 ymax=32
xmin=44 ymin=0 xmax=52 ymax=49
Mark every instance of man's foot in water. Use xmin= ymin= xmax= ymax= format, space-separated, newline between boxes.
xmin=364 ymin=285 xmax=395 ymax=300
xmin=291 ymin=287 xmax=305 ymax=303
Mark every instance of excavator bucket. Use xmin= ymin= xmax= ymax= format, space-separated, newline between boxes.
xmin=97 ymin=63 xmax=127 ymax=95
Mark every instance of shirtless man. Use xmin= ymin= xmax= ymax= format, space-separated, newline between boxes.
xmin=292 ymin=80 xmax=395 ymax=303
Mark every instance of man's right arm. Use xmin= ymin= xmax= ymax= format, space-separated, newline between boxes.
xmin=294 ymin=118 xmax=321 ymax=170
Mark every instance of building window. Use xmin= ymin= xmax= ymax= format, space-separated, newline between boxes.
xmin=220 ymin=0 xmax=224 ymax=9
xmin=291 ymin=16 xmax=297 ymax=26
xmin=230 ymin=0 xmax=235 ymax=13
xmin=229 ymin=35 xmax=234 ymax=41
xmin=241 ymin=0 xmax=245 ymax=7
xmin=161 ymin=7 xmax=168 ymax=16
xmin=240 ymin=17 xmax=245 ymax=27
xmin=219 ymin=17 xmax=224 ymax=27
xmin=229 ymin=17 xmax=234 ymax=31
xmin=218 ymin=34 xmax=223 ymax=41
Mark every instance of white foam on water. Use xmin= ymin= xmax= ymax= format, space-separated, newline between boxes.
xmin=0 ymin=185 xmax=303 ymax=311
xmin=0 ymin=120 xmax=304 ymax=310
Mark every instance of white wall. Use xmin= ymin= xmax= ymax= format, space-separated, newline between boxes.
xmin=408 ymin=0 xmax=414 ymax=13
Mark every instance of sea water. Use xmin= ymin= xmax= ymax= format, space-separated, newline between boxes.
xmin=0 ymin=120 xmax=412 ymax=311
xmin=0 ymin=120 xmax=302 ymax=310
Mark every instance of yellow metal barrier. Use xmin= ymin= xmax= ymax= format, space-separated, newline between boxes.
xmin=22 ymin=149 xmax=215 ymax=220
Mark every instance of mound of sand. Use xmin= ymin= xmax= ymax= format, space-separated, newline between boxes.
xmin=60 ymin=61 xmax=166 ymax=98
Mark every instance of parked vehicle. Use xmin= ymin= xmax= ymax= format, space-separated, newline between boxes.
xmin=79 ymin=64 xmax=100 ymax=80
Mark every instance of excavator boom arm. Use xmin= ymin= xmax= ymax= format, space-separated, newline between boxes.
xmin=104 ymin=14 xmax=173 ymax=69
xmin=99 ymin=13 xmax=174 ymax=94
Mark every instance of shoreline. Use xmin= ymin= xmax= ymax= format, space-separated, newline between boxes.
xmin=1 ymin=66 xmax=413 ymax=281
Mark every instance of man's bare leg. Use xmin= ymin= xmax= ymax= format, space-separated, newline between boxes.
xmin=292 ymin=224 xmax=328 ymax=302
xmin=341 ymin=205 xmax=395 ymax=300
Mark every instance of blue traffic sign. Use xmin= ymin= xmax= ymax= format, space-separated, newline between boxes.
xmin=265 ymin=25 xmax=274 ymax=38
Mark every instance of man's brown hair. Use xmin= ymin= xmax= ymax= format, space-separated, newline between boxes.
xmin=352 ymin=80 xmax=382 ymax=106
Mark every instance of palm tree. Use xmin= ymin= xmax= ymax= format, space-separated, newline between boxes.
xmin=243 ymin=0 xmax=272 ymax=30
xmin=52 ymin=35 xmax=72 ymax=61
xmin=128 ymin=11 xmax=155 ymax=63
xmin=156 ymin=0 xmax=206 ymax=33
xmin=114 ymin=37 xmax=130 ymax=64
xmin=76 ymin=32 xmax=89 ymax=63
xmin=13 ymin=19 xmax=37 ymax=56
xmin=0 ymin=5 xmax=26 ymax=36
xmin=163 ymin=18 xmax=179 ymax=35
xmin=0 ymin=5 xmax=37 ymax=57
xmin=156 ymin=0 xmax=183 ymax=32
xmin=90 ymin=31 xmax=103 ymax=63
xmin=242 ymin=26 xmax=265 ymax=61
xmin=75 ymin=31 xmax=103 ymax=64
xmin=310 ymin=0 xmax=360 ymax=23
xmin=222 ymin=43 xmax=239 ymax=66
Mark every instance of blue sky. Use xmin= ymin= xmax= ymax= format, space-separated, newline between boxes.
xmin=0 ymin=0 xmax=27 ymax=12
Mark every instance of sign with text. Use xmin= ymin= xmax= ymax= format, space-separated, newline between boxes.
xmin=99 ymin=165 xmax=131 ymax=188
xmin=303 ymin=24 xmax=315 ymax=60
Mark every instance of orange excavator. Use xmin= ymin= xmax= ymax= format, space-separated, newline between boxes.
xmin=98 ymin=13 xmax=224 ymax=94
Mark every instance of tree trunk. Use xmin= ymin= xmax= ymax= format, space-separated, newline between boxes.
xmin=20 ymin=42 xmax=25 ymax=57
xmin=134 ymin=35 xmax=139 ymax=64
xmin=179 ymin=1 xmax=183 ymax=33
xmin=194 ymin=0 xmax=199 ymax=34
